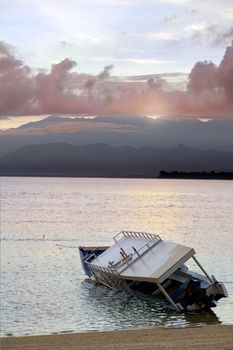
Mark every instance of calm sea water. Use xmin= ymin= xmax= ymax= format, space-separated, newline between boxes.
xmin=1 ymin=177 xmax=233 ymax=336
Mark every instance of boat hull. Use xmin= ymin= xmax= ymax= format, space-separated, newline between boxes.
xmin=79 ymin=235 xmax=228 ymax=312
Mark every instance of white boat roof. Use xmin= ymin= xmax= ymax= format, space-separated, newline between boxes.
xmin=90 ymin=231 xmax=195 ymax=283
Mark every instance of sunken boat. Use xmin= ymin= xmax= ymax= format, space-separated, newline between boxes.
xmin=79 ymin=231 xmax=228 ymax=312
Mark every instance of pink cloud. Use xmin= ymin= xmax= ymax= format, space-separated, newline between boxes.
xmin=0 ymin=40 xmax=233 ymax=118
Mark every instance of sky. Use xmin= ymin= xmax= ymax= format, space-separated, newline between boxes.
xmin=0 ymin=0 xmax=233 ymax=129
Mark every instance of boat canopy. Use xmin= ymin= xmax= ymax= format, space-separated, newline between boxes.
xmin=90 ymin=231 xmax=195 ymax=284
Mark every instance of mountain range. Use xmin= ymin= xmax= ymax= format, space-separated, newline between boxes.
xmin=1 ymin=143 xmax=233 ymax=177
xmin=0 ymin=116 xmax=233 ymax=158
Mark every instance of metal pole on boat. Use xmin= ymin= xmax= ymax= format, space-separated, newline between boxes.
xmin=156 ymin=283 xmax=180 ymax=312
xmin=192 ymin=256 xmax=214 ymax=283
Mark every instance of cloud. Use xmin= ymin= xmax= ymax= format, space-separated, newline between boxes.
xmin=213 ymin=27 xmax=233 ymax=45
xmin=97 ymin=64 xmax=114 ymax=80
xmin=0 ymin=40 xmax=233 ymax=119
xmin=130 ymin=32 xmax=176 ymax=42
xmin=91 ymin=56 xmax=169 ymax=64
xmin=218 ymin=41 xmax=233 ymax=101
xmin=166 ymin=46 xmax=233 ymax=117
xmin=185 ymin=9 xmax=199 ymax=16
xmin=0 ymin=42 xmax=34 ymax=115
xmin=162 ymin=15 xmax=178 ymax=24
xmin=187 ymin=24 xmax=233 ymax=47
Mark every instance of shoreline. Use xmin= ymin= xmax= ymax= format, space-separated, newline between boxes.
xmin=2 ymin=325 xmax=233 ymax=350
xmin=1 ymin=174 xmax=233 ymax=180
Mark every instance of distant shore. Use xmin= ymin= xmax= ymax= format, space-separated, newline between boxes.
xmin=1 ymin=172 xmax=233 ymax=179
xmin=2 ymin=325 xmax=233 ymax=350
xmin=158 ymin=171 xmax=233 ymax=180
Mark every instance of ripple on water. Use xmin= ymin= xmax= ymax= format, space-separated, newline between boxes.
xmin=1 ymin=177 xmax=233 ymax=336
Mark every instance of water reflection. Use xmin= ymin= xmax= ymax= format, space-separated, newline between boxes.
xmin=81 ymin=280 xmax=220 ymax=331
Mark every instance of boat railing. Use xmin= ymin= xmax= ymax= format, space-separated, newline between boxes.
xmin=87 ymin=232 xmax=162 ymax=276
xmin=114 ymin=231 xmax=161 ymax=243
xmin=87 ymin=262 xmax=120 ymax=276
xmin=84 ymin=251 xmax=100 ymax=265
xmin=115 ymin=235 xmax=162 ymax=274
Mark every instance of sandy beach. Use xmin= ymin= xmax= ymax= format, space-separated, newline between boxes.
xmin=1 ymin=325 xmax=233 ymax=350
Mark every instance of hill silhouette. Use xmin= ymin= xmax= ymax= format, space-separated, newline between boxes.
xmin=1 ymin=116 xmax=233 ymax=157
xmin=1 ymin=143 xmax=233 ymax=177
